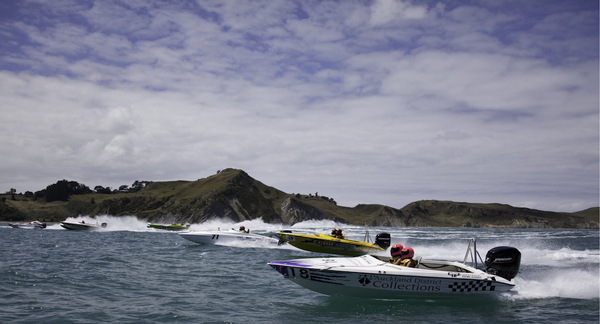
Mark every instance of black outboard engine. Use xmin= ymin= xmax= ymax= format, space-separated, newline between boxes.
xmin=374 ymin=233 xmax=391 ymax=250
xmin=485 ymin=246 xmax=521 ymax=281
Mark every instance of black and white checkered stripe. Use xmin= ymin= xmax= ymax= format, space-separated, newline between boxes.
xmin=449 ymin=281 xmax=496 ymax=292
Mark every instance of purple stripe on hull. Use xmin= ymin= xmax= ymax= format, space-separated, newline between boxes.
xmin=268 ymin=263 xmax=311 ymax=277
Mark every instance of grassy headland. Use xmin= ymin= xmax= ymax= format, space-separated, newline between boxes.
xmin=1 ymin=168 xmax=598 ymax=228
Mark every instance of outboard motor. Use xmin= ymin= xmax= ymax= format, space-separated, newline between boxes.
xmin=374 ymin=233 xmax=391 ymax=250
xmin=485 ymin=246 xmax=521 ymax=280
xmin=101 ymin=223 xmax=108 ymax=228
xmin=41 ymin=223 xmax=47 ymax=228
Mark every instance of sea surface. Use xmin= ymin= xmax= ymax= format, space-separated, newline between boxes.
xmin=1 ymin=216 xmax=598 ymax=323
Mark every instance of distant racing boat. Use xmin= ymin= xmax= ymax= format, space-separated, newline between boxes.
xmin=61 ymin=220 xmax=107 ymax=230
xmin=9 ymin=220 xmax=47 ymax=229
xmin=147 ymin=223 xmax=190 ymax=231
xmin=274 ymin=229 xmax=391 ymax=256
xmin=179 ymin=227 xmax=281 ymax=246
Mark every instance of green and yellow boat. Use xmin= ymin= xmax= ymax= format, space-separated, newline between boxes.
xmin=147 ymin=223 xmax=190 ymax=231
xmin=275 ymin=230 xmax=391 ymax=256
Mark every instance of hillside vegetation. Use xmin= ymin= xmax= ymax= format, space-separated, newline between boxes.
xmin=1 ymin=168 xmax=598 ymax=229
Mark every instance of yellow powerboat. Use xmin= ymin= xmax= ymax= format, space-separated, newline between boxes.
xmin=275 ymin=229 xmax=391 ymax=256
xmin=147 ymin=223 xmax=190 ymax=231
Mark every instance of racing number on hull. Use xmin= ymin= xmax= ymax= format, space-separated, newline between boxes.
xmin=211 ymin=234 xmax=219 ymax=240
xmin=289 ymin=268 xmax=310 ymax=279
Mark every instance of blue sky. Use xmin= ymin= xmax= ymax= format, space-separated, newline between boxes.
xmin=1 ymin=0 xmax=598 ymax=212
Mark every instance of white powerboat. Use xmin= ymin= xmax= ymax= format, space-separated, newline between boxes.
xmin=268 ymin=239 xmax=521 ymax=299
xmin=61 ymin=220 xmax=107 ymax=230
xmin=179 ymin=228 xmax=282 ymax=246
xmin=9 ymin=220 xmax=47 ymax=229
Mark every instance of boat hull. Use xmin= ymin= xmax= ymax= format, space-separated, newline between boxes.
xmin=268 ymin=255 xmax=515 ymax=299
xmin=275 ymin=232 xmax=385 ymax=256
xmin=179 ymin=230 xmax=281 ymax=246
xmin=9 ymin=221 xmax=46 ymax=229
xmin=60 ymin=221 xmax=106 ymax=230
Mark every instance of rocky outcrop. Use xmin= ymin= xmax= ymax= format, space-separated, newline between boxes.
xmin=188 ymin=200 xmax=240 ymax=223
xmin=279 ymin=197 xmax=324 ymax=224
xmin=509 ymin=219 xmax=551 ymax=229
xmin=401 ymin=200 xmax=599 ymax=229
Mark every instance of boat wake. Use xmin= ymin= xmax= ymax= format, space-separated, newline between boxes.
xmin=509 ymin=267 xmax=599 ymax=300
xmin=24 ymin=217 xmax=600 ymax=300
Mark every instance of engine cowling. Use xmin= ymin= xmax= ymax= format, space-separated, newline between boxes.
xmin=485 ymin=246 xmax=521 ymax=280
xmin=374 ymin=233 xmax=391 ymax=250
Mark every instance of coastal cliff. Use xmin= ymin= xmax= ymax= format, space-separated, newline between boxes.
xmin=1 ymin=168 xmax=598 ymax=229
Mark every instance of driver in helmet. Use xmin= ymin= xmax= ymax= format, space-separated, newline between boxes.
xmin=397 ymin=247 xmax=417 ymax=267
xmin=239 ymin=226 xmax=249 ymax=233
xmin=389 ymin=244 xmax=404 ymax=264
xmin=330 ymin=229 xmax=344 ymax=239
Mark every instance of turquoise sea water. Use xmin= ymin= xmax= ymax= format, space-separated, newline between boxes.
xmin=1 ymin=216 xmax=598 ymax=323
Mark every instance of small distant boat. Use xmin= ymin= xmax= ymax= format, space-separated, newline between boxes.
xmin=9 ymin=220 xmax=47 ymax=229
xmin=147 ymin=223 xmax=190 ymax=231
xmin=179 ymin=227 xmax=281 ymax=246
xmin=274 ymin=229 xmax=391 ymax=256
xmin=268 ymin=239 xmax=521 ymax=299
xmin=60 ymin=220 xmax=107 ymax=230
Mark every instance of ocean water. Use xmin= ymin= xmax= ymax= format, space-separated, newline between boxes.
xmin=1 ymin=216 xmax=598 ymax=323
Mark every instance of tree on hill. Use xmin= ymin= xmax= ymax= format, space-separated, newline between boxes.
xmin=94 ymin=186 xmax=112 ymax=194
xmin=45 ymin=180 xmax=92 ymax=202
xmin=129 ymin=180 xmax=152 ymax=192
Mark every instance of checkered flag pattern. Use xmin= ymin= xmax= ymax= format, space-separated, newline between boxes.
xmin=449 ymin=281 xmax=496 ymax=292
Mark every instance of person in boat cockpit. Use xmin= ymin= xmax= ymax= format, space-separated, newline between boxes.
xmin=390 ymin=245 xmax=417 ymax=267
xmin=398 ymin=247 xmax=417 ymax=267
xmin=331 ymin=229 xmax=344 ymax=239
xmin=239 ymin=226 xmax=249 ymax=233
xmin=389 ymin=244 xmax=404 ymax=264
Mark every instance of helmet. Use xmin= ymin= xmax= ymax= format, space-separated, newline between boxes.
xmin=390 ymin=244 xmax=404 ymax=257
xmin=401 ymin=247 xmax=414 ymax=259
xmin=240 ymin=226 xmax=245 ymax=230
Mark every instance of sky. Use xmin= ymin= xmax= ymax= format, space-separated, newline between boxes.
xmin=0 ymin=0 xmax=598 ymax=213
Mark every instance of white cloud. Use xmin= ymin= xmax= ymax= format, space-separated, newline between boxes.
xmin=0 ymin=0 xmax=597 ymax=212
xmin=370 ymin=0 xmax=428 ymax=24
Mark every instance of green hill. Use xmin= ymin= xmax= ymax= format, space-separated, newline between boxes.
xmin=1 ymin=168 xmax=598 ymax=228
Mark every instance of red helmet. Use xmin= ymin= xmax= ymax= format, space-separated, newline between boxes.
xmin=390 ymin=244 xmax=404 ymax=257
xmin=401 ymin=247 xmax=414 ymax=259
xmin=240 ymin=226 xmax=245 ymax=230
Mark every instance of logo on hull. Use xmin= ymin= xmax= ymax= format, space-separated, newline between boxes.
xmin=358 ymin=275 xmax=371 ymax=286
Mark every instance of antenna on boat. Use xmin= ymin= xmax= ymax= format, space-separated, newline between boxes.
xmin=474 ymin=239 xmax=478 ymax=269
xmin=463 ymin=238 xmax=486 ymax=271
xmin=463 ymin=238 xmax=474 ymax=267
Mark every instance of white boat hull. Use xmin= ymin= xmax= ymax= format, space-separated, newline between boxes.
xmin=179 ymin=230 xmax=281 ymax=246
xmin=9 ymin=221 xmax=46 ymax=229
xmin=268 ymin=255 xmax=515 ymax=299
xmin=60 ymin=221 xmax=106 ymax=230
